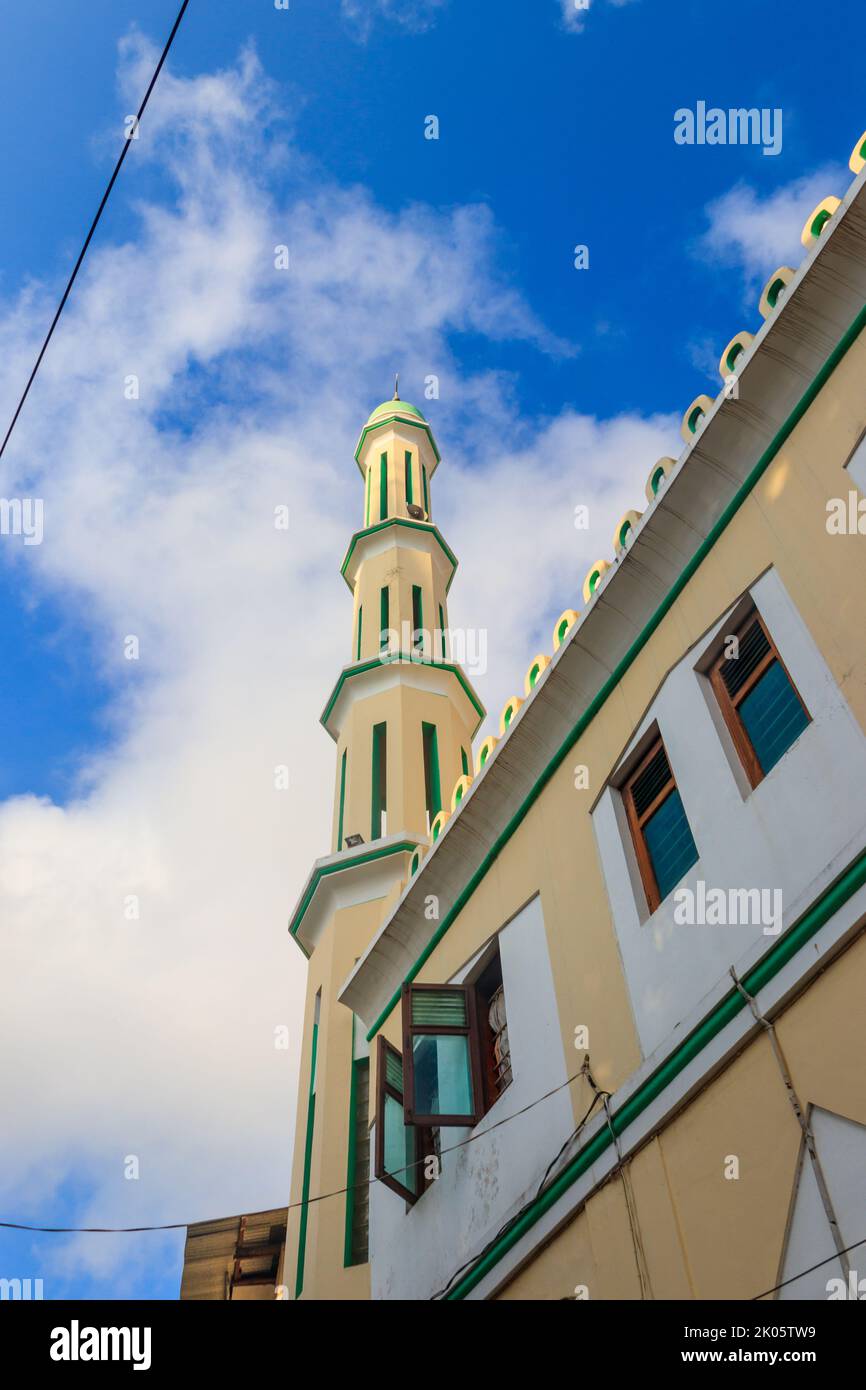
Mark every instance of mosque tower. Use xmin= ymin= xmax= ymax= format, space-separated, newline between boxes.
xmin=285 ymin=388 xmax=485 ymax=1299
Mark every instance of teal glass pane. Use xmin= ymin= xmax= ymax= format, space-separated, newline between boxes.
xmin=738 ymin=660 xmax=809 ymax=776
xmin=644 ymin=788 xmax=698 ymax=903
xmin=413 ymin=1033 xmax=472 ymax=1117
xmin=383 ymin=1094 xmax=417 ymax=1194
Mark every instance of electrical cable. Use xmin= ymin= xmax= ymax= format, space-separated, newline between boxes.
xmin=752 ymin=1234 xmax=866 ymax=1300
xmin=0 ymin=0 xmax=192 ymax=461
xmin=0 ymin=1059 xmax=595 ymax=1235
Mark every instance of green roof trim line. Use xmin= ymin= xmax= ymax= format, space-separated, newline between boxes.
xmin=288 ymin=839 xmax=419 ymax=944
xmin=321 ymin=653 xmax=486 ymax=736
xmin=354 ymin=413 xmax=441 ymax=467
xmin=445 ymin=845 xmax=866 ymax=1298
xmin=340 ymin=518 xmax=458 ymax=593
xmin=365 ymin=297 xmax=866 ymax=1046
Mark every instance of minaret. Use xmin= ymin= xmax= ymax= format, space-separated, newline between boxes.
xmin=285 ymin=392 xmax=485 ymax=1300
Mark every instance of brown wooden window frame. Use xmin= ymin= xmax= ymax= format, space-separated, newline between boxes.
xmin=623 ymin=733 xmax=685 ymax=915
xmin=374 ymin=1037 xmax=429 ymax=1205
xmin=708 ymin=608 xmax=810 ymax=791
xmin=401 ymin=982 xmax=485 ymax=1129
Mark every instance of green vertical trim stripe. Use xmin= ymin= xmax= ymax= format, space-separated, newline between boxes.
xmin=379 ymin=586 xmax=389 ymax=649
xmin=423 ymin=721 xmax=442 ymax=820
xmin=405 ymin=450 xmax=413 ymax=504
xmin=364 ymin=464 xmax=371 ymax=527
xmin=356 ymin=605 xmax=363 ymax=662
xmin=366 ymin=299 xmax=866 ymax=1045
xmin=412 ymin=584 xmax=423 ymax=648
xmin=379 ymin=452 xmax=388 ymax=521
xmin=343 ymin=1053 xmax=367 ymax=1268
xmin=294 ymin=1019 xmax=319 ymax=1298
xmin=439 ymin=603 xmax=446 ymax=659
xmin=461 ymin=747 xmax=469 ymax=777
xmin=337 ymin=749 xmax=347 ymax=852
xmin=446 ymin=846 xmax=866 ymax=1298
xmin=371 ymin=722 xmax=386 ymax=840
xmin=422 ymin=464 xmax=429 ymax=515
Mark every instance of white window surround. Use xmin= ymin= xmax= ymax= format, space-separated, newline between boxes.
xmin=367 ymin=894 xmax=572 ymax=1301
xmin=592 ymin=567 xmax=866 ymax=1060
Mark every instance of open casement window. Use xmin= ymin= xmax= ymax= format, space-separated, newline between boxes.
xmin=374 ymin=1038 xmax=426 ymax=1204
xmin=709 ymin=610 xmax=810 ymax=789
xmin=402 ymin=983 xmax=485 ymax=1127
xmin=623 ymin=735 xmax=699 ymax=913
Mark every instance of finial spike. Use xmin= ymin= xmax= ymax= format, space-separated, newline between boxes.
xmin=393 ymin=373 xmax=399 ymax=400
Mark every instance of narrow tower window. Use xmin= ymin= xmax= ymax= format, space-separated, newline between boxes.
xmin=365 ymin=464 xmax=371 ymax=528
xmin=422 ymin=722 xmax=441 ymax=832
xmin=438 ymin=603 xmax=446 ymax=660
xmin=356 ymin=605 xmax=363 ymax=662
xmin=412 ymin=584 xmax=424 ymax=652
xmin=404 ymin=450 xmax=413 ymax=506
xmin=379 ymin=585 xmax=390 ymax=652
xmin=421 ymin=463 xmax=429 ymax=516
xmin=371 ymin=722 xmax=387 ymax=840
xmin=379 ymin=452 xmax=388 ymax=521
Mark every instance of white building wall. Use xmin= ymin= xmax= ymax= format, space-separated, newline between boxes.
xmin=592 ymin=567 xmax=866 ymax=1059
xmin=368 ymin=894 xmax=573 ymax=1300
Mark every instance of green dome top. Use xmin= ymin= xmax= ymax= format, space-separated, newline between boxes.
xmin=366 ymin=397 xmax=425 ymax=426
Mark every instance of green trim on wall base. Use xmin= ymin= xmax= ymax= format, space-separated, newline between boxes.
xmin=365 ymin=299 xmax=866 ymax=1044
xmin=445 ymin=846 xmax=866 ymax=1299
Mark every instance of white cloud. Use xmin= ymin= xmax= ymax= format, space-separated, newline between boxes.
xmin=559 ymin=0 xmax=638 ymax=35
xmin=695 ymin=164 xmax=846 ymax=294
xmin=340 ymin=0 xmax=448 ymax=40
xmin=0 ymin=34 xmax=675 ymax=1294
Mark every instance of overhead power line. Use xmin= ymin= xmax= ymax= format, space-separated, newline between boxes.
xmin=0 ymin=1063 xmax=594 ymax=1234
xmin=0 ymin=0 xmax=192 ymax=462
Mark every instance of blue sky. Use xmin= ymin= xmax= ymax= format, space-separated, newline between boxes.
xmin=0 ymin=0 xmax=861 ymax=1299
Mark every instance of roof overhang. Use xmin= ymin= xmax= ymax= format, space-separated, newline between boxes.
xmin=338 ymin=165 xmax=866 ymax=1035
xmin=340 ymin=518 xmax=458 ymax=593
xmin=288 ymin=835 xmax=422 ymax=957
xmin=353 ymin=412 xmax=441 ymax=476
xmin=321 ymin=653 xmax=486 ymax=742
